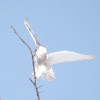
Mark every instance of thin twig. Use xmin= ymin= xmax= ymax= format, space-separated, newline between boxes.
xmin=38 ymin=85 xmax=43 ymax=89
xmin=11 ymin=26 xmax=33 ymax=56
xmin=11 ymin=26 xmax=40 ymax=100
xmin=29 ymin=78 xmax=35 ymax=86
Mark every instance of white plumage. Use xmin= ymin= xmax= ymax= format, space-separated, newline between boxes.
xmin=24 ymin=19 xmax=95 ymax=81
xmin=47 ymin=51 xmax=94 ymax=65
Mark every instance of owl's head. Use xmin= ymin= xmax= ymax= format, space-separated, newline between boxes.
xmin=38 ymin=46 xmax=47 ymax=53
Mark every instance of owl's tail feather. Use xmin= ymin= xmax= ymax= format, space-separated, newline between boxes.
xmin=41 ymin=68 xmax=55 ymax=81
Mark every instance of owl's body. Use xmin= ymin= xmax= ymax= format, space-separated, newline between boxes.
xmin=33 ymin=46 xmax=55 ymax=81
xmin=24 ymin=19 xmax=95 ymax=81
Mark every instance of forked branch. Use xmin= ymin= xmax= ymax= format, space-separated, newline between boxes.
xmin=11 ymin=26 xmax=40 ymax=100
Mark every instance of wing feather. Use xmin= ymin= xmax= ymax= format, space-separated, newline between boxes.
xmin=24 ymin=18 xmax=40 ymax=47
xmin=47 ymin=51 xmax=95 ymax=65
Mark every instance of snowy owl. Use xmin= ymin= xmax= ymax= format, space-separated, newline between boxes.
xmin=24 ymin=19 xmax=95 ymax=81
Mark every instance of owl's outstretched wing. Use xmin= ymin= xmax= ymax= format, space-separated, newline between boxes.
xmin=47 ymin=51 xmax=95 ymax=65
xmin=24 ymin=18 xmax=40 ymax=47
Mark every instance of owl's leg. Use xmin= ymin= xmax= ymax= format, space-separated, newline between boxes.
xmin=32 ymin=67 xmax=41 ymax=79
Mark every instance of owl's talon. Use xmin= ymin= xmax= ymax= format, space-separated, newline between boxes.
xmin=32 ymin=73 xmax=37 ymax=80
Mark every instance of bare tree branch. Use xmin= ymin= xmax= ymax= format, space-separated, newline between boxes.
xmin=11 ymin=26 xmax=40 ymax=100
xmin=11 ymin=26 xmax=33 ymax=56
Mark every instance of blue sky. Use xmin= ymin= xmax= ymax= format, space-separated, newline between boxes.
xmin=0 ymin=0 xmax=99 ymax=100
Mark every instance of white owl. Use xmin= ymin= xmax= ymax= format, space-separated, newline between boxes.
xmin=24 ymin=19 xmax=95 ymax=81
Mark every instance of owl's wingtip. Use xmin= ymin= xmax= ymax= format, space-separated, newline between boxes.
xmin=90 ymin=55 xmax=96 ymax=60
